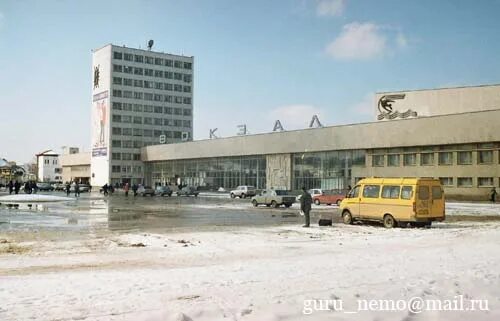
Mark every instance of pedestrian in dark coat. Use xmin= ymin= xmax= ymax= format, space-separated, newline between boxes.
xmin=102 ymin=183 xmax=109 ymax=196
xmin=74 ymin=182 xmax=80 ymax=197
xmin=65 ymin=182 xmax=71 ymax=196
xmin=14 ymin=181 xmax=21 ymax=194
xmin=132 ymin=184 xmax=138 ymax=197
xmin=31 ymin=181 xmax=38 ymax=194
xmin=24 ymin=182 xmax=31 ymax=194
xmin=8 ymin=180 xmax=14 ymax=194
xmin=300 ymin=186 xmax=312 ymax=227
xmin=490 ymin=187 xmax=498 ymax=203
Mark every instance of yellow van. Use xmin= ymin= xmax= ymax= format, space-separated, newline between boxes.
xmin=340 ymin=178 xmax=445 ymax=228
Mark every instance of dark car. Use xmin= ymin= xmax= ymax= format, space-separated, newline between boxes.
xmin=156 ymin=185 xmax=173 ymax=196
xmin=176 ymin=186 xmax=199 ymax=197
xmin=138 ymin=186 xmax=155 ymax=196
xmin=36 ymin=182 xmax=54 ymax=191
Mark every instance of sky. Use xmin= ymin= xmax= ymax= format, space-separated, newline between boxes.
xmin=1 ymin=0 xmax=500 ymax=163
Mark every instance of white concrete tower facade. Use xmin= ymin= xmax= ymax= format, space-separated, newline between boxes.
xmin=91 ymin=44 xmax=194 ymax=186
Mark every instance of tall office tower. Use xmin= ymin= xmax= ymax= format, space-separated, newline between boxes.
xmin=91 ymin=43 xmax=194 ymax=186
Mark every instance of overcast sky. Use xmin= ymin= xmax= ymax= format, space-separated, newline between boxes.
xmin=1 ymin=0 xmax=500 ymax=163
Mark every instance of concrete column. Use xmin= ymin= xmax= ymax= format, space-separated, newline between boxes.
xmin=266 ymin=154 xmax=292 ymax=190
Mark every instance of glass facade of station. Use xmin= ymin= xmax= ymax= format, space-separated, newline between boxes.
xmin=146 ymin=155 xmax=267 ymax=189
xmin=292 ymin=150 xmax=366 ymax=190
xmin=145 ymin=149 xmax=366 ymax=191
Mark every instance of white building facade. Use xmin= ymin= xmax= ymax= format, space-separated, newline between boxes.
xmin=36 ymin=150 xmax=62 ymax=182
xmin=91 ymin=44 xmax=194 ymax=186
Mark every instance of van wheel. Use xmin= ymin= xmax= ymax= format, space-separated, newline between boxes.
xmin=230 ymin=193 xmax=235 ymax=199
xmin=336 ymin=199 xmax=342 ymax=206
xmin=314 ymin=199 xmax=320 ymax=205
xmin=342 ymin=211 xmax=353 ymax=225
xmin=252 ymin=200 xmax=258 ymax=207
xmin=271 ymin=200 xmax=278 ymax=208
xmin=241 ymin=193 xmax=246 ymax=199
xmin=383 ymin=214 xmax=396 ymax=228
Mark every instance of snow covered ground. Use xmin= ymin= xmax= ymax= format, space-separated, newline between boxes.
xmin=1 ymin=222 xmax=499 ymax=321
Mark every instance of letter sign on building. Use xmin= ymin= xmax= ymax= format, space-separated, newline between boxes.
xmin=309 ymin=115 xmax=323 ymax=128
xmin=159 ymin=135 xmax=166 ymax=144
xmin=273 ymin=120 xmax=284 ymax=132
xmin=210 ymin=128 xmax=219 ymax=139
xmin=237 ymin=124 xmax=247 ymax=135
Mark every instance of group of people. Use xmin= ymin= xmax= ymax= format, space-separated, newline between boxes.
xmin=64 ymin=181 xmax=82 ymax=197
xmin=100 ymin=182 xmax=145 ymax=197
xmin=6 ymin=180 xmax=22 ymax=195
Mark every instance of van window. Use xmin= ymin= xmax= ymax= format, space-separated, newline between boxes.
xmin=362 ymin=185 xmax=380 ymax=198
xmin=401 ymin=186 xmax=413 ymax=200
xmin=349 ymin=185 xmax=360 ymax=198
xmin=418 ymin=186 xmax=429 ymax=200
xmin=381 ymin=185 xmax=401 ymax=199
xmin=432 ymin=186 xmax=442 ymax=199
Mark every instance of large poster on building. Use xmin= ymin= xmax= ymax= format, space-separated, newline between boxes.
xmin=92 ymin=90 xmax=109 ymax=157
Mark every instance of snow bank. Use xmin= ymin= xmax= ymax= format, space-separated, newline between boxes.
xmin=0 ymin=194 xmax=74 ymax=203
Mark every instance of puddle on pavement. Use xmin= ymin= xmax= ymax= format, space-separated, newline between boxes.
xmin=0 ymin=193 xmax=307 ymax=234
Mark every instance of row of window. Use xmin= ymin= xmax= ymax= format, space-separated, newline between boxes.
xmin=112 ymin=90 xmax=191 ymax=104
xmin=113 ymin=76 xmax=191 ymax=92
xmin=112 ymin=64 xmax=192 ymax=83
xmin=111 ymin=116 xmax=191 ymax=128
xmin=439 ymin=177 xmax=498 ymax=188
xmin=111 ymin=128 xmax=187 ymax=138
xmin=371 ymin=143 xmax=498 ymax=154
xmin=112 ymin=102 xmax=191 ymax=115
xmin=44 ymin=159 xmax=58 ymax=165
xmin=111 ymin=164 xmax=143 ymax=174
xmin=372 ymin=150 xmax=496 ymax=167
xmin=113 ymin=51 xmax=192 ymax=70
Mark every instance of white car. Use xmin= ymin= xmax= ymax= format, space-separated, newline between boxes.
xmin=230 ymin=185 xmax=257 ymax=198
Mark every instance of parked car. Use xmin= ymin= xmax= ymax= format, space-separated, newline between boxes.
xmin=70 ymin=183 xmax=91 ymax=193
xmin=36 ymin=182 xmax=54 ymax=191
xmin=230 ymin=185 xmax=257 ymax=198
xmin=313 ymin=190 xmax=345 ymax=206
xmin=251 ymin=189 xmax=296 ymax=208
xmin=137 ymin=186 xmax=156 ymax=196
xmin=296 ymin=188 xmax=323 ymax=201
xmin=53 ymin=183 xmax=66 ymax=191
xmin=156 ymin=185 xmax=173 ymax=196
xmin=176 ymin=186 xmax=199 ymax=197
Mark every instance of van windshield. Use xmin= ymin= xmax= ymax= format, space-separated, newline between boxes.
xmin=275 ymin=190 xmax=288 ymax=195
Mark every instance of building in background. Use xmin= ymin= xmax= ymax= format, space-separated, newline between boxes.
xmin=0 ymin=158 xmax=26 ymax=185
xmin=60 ymin=147 xmax=91 ymax=184
xmin=90 ymin=43 xmax=194 ymax=186
xmin=36 ymin=150 xmax=62 ymax=182
xmin=142 ymin=84 xmax=500 ymax=200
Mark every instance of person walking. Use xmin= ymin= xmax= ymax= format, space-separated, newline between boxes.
xmin=132 ymin=184 xmax=138 ymax=197
xmin=490 ymin=187 xmax=497 ymax=203
xmin=24 ymin=182 xmax=31 ymax=194
xmin=8 ymin=180 xmax=14 ymax=195
xmin=31 ymin=181 xmax=38 ymax=194
xmin=65 ymin=182 xmax=71 ymax=197
xmin=102 ymin=183 xmax=109 ymax=196
xmin=124 ymin=183 xmax=129 ymax=197
xmin=14 ymin=181 xmax=21 ymax=194
xmin=74 ymin=181 xmax=80 ymax=197
xmin=300 ymin=186 xmax=312 ymax=228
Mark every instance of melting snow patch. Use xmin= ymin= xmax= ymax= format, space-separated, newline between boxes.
xmin=0 ymin=194 xmax=75 ymax=203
